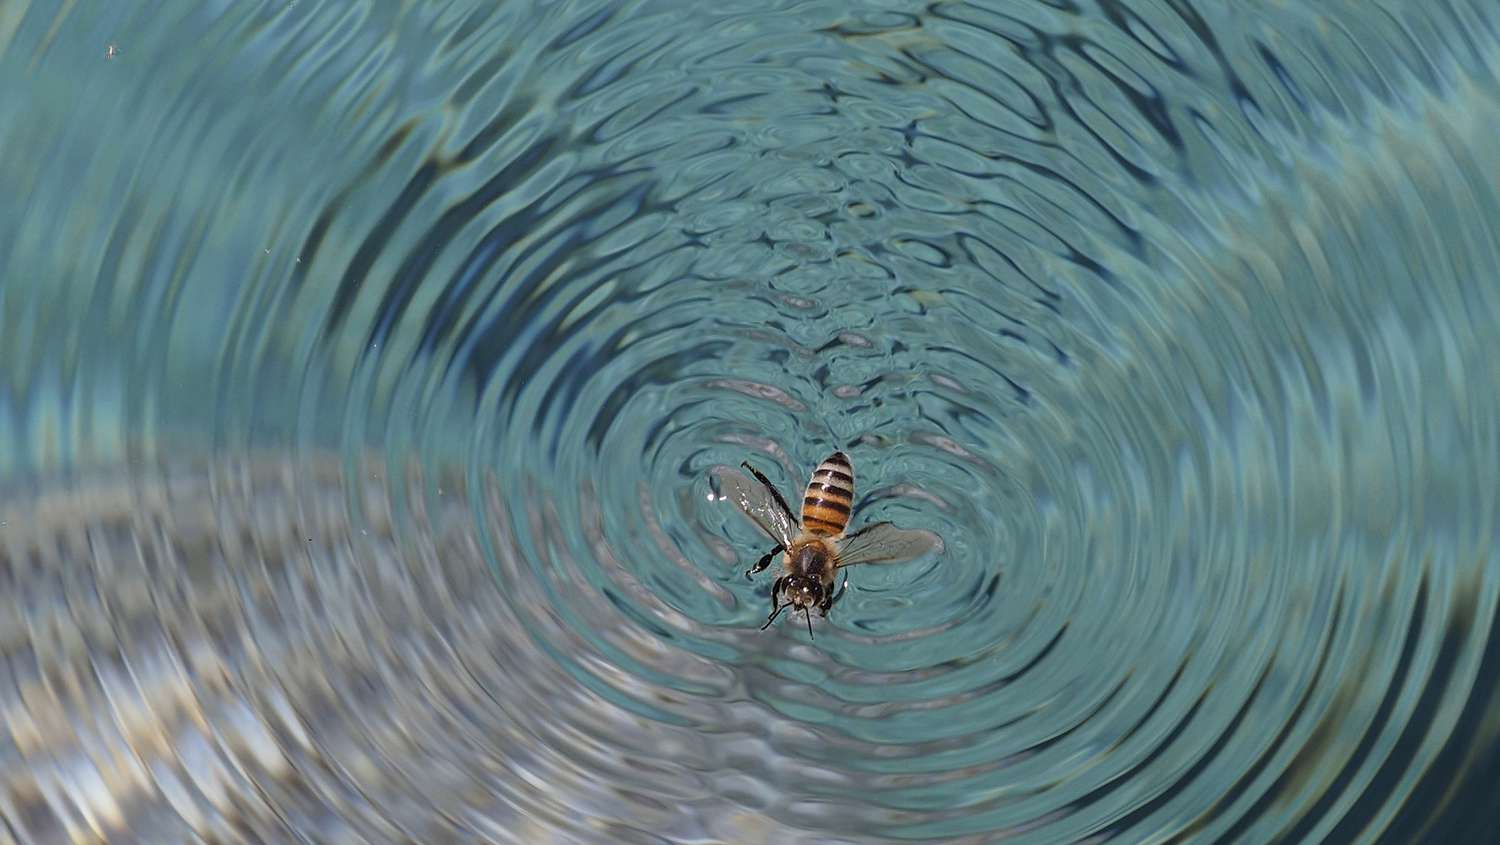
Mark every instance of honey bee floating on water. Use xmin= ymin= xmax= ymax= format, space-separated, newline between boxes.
xmin=717 ymin=451 xmax=942 ymax=637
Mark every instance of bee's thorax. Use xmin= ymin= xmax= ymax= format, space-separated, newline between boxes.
xmin=785 ymin=538 xmax=836 ymax=583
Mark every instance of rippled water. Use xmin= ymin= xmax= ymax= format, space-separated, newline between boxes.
xmin=3 ymin=1 xmax=1499 ymax=842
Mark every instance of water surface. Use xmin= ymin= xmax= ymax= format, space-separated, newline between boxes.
xmin=2 ymin=1 xmax=1499 ymax=842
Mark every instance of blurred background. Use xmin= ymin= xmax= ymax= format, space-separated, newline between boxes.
xmin=1 ymin=1 xmax=1498 ymax=842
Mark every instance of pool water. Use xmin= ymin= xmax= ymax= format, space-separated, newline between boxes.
xmin=2 ymin=1 xmax=1498 ymax=842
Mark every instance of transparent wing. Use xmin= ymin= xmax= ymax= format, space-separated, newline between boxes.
xmin=835 ymin=521 xmax=943 ymax=568
xmin=713 ymin=466 xmax=798 ymax=547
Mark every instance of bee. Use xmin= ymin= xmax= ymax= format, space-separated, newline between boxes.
xmin=717 ymin=451 xmax=943 ymax=637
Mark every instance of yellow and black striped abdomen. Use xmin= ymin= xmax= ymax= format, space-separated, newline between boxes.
xmin=801 ymin=451 xmax=854 ymax=537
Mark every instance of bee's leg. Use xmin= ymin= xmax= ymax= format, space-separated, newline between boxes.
xmin=740 ymin=461 xmax=798 ymax=523
xmin=819 ymin=574 xmax=850 ymax=617
xmin=745 ymin=544 xmax=783 ymax=580
xmin=761 ymin=577 xmax=787 ymax=629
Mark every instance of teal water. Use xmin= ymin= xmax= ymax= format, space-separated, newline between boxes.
xmin=2 ymin=1 xmax=1498 ymax=842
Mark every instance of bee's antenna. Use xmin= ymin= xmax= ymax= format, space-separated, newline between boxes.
xmin=804 ymin=607 xmax=814 ymax=640
xmin=761 ymin=602 xmax=788 ymax=630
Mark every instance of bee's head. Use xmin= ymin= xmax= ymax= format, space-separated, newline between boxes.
xmin=783 ymin=574 xmax=824 ymax=609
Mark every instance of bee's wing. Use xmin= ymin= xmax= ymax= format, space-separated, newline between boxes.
xmin=713 ymin=466 xmax=798 ymax=548
xmin=835 ymin=522 xmax=943 ymax=568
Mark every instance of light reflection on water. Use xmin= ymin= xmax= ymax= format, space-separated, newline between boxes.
xmin=2 ymin=1 xmax=1499 ymax=842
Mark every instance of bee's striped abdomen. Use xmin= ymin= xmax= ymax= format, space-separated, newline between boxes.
xmin=801 ymin=451 xmax=854 ymax=537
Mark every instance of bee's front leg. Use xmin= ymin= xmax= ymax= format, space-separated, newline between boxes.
xmin=819 ymin=575 xmax=849 ymax=617
xmin=760 ymin=576 xmax=788 ymax=629
xmin=745 ymin=544 xmax=783 ymax=579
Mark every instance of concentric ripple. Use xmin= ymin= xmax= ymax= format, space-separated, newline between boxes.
xmin=3 ymin=0 xmax=1500 ymax=842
